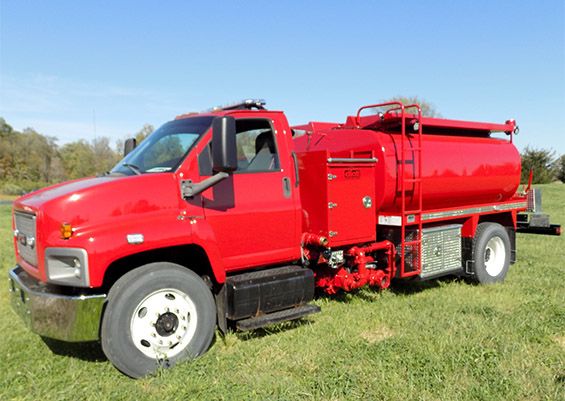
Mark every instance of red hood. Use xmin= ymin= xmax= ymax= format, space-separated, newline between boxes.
xmin=13 ymin=174 xmax=186 ymax=238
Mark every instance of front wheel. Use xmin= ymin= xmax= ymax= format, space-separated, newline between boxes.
xmin=471 ymin=223 xmax=511 ymax=284
xmin=101 ymin=263 xmax=216 ymax=378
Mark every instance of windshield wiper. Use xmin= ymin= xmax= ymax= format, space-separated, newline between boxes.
xmin=122 ymin=163 xmax=142 ymax=175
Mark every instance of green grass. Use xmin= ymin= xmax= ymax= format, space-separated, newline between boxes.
xmin=0 ymin=185 xmax=563 ymax=401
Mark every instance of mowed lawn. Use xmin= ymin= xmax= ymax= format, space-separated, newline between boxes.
xmin=0 ymin=185 xmax=563 ymax=401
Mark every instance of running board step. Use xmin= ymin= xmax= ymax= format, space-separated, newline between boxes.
xmin=235 ymin=304 xmax=321 ymax=331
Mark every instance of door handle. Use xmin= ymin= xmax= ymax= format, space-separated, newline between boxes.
xmin=291 ymin=151 xmax=299 ymax=187
xmin=283 ymin=177 xmax=291 ymax=198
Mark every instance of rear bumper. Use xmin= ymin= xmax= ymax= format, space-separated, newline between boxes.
xmin=516 ymin=213 xmax=562 ymax=236
xmin=8 ymin=266 xmax=106 ymax=342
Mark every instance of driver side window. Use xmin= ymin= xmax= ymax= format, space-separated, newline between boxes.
xmin=235 ymin=119 xmax=280 ymax=172
xmin=198 ymin=118 xmax=280 ymax=175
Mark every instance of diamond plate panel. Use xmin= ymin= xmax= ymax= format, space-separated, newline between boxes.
xmin=421 ymin=225 xmax=462 ymax=278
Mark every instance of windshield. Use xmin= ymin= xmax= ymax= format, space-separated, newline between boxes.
xmin=110 ymin=116 xmax=214 ymax=176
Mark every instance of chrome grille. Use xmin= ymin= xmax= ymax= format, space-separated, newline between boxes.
xmin=14 ymin=211 xmax=38 ymax=267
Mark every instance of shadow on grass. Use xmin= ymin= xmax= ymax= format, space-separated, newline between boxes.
xmin=230 ymin=276 xmax=465 ymax=343
xmin=387 ymin=275 xmax=465 ymax=296
xmin=229 ymin=318 xmax=311 ymax=342
xmin=314 ymin=288 xmax=359 ymax=303
xmin=41 ymin=337 xmax=107 ymax=362
xmin=315 ymin=274 xmax=466 ymax=302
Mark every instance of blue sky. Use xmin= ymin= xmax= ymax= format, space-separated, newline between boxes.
xmin=1 ymin=0 xmax=564 ymax=155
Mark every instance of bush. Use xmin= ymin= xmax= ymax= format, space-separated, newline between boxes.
xmin=520 ymin=147 xmax=557 ymax=184
xmin=1 ymin=183 xmax=24 ymax=195
xmin=0 ymin=181 xmax=50 ymax=196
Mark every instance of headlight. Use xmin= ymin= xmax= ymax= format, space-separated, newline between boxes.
xmin=45 ymin=248 xmax=89 ymax=287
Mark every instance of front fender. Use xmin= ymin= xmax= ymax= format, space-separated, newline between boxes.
xmin=62 ymin=212 xmax=227 ymax=287
xmin=188 ymin=218 xmax=226 ymax=283
xmin=66 ymin=211 xmax=193 ymax=287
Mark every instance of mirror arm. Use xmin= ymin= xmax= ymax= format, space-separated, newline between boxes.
xmin=180 ymin=172 xmax=229 ymax=199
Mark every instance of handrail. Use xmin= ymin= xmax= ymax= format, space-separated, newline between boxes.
xmin=356 ymin=101 xmax=404 ymax=127
xmin=327 ymin=157 xmax=378 ymax=164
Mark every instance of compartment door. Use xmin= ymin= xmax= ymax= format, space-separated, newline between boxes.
xmin=327 ymin=163 xmax=376 ymax=247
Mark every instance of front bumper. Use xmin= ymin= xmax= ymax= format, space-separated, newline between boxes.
xmin=8 ymin=266 xmax=106 ymax=342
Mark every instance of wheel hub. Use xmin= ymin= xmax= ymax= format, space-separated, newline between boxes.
xmin=155 ymin=312 xmax=179 ymax=337
xmin=485 ymin=248 xmax=491 ymax=262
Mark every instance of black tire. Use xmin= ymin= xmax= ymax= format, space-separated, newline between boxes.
xmin=101 ymin=262 xmax=216 ymax=378
xmin=471 ymin=223 xmax=511 ymax=284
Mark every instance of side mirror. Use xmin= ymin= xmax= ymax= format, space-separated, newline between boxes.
xmin=124 ymin=138 xmax=137 ymax=157
xmin=212 ymin=116 xmax=237 ymax=172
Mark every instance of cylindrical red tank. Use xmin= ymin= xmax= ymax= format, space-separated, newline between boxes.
xmin=293 ymin=128 xmax=521 ymax=213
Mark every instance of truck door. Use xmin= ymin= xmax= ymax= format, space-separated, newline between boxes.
xmin=198 ymin=116 xmax=300 ymax=271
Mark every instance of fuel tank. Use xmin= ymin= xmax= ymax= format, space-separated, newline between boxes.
xmin=293 ymin=126 xmax=521 ymax=213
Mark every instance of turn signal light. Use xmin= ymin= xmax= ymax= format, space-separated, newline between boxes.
xmin=60 ymin=223 xmax=72 ymax=239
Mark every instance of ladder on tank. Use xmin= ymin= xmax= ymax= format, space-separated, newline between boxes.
xmin=398 ymin=104 xmax=423 ymax=276
xmin=379 ymin=102 xmax=423 ymax=276
xmin=356 ymin=102 xmax=424 ymax=276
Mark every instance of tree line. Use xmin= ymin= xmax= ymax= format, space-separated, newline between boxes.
xmin=0 ymin=117 xmax=153 ymax=195
xmin=0 ymin=116 xmax=564 ymax=196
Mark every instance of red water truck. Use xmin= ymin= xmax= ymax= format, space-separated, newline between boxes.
xmin=8 ymin=99 xmax=561 ymax=378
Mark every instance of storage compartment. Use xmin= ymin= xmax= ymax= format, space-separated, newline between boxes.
xmin=421 ymin=224 xmax=463 ymax=279
xmin=381 ymin=224 xmax=463 ymax=279
xmin=224 ymin=265 xmax=315 ymax=320
xmin=298 ymin=150 xmax=377 ymax=247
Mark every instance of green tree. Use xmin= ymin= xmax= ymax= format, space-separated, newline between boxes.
xmin=60 ymin=137 xmax=121 ymax=179
xmin=0 ymin=120 xmax=61 ymax=192
xmin=0 ymin=130 xmax=27 ymax=181
xmin=59 ymin=140 xmax=96 ymax=180
xmin=0 ymin=122 xmax=17 ymax=180
xmin=22 ymin=128 xmax=59 ymax=182
xmin=556 ymin=154 xmax=565 ymax=183
xmin=520 ymin=147 xmax=557 ymax=184
xmin=92 ymin=137 xmax=119 ymax=175
xmin=0 ymin=128 xmax=50 ymax=182
xmin=0 ymin=117 xmax=14 ymax=137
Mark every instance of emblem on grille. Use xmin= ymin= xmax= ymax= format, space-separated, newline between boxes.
xmin=15 ymin=230 xmax=35 ymax=249
xmin=17 ymin=232 xmax=27 ymax=246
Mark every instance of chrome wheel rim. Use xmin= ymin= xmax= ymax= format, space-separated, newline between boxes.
xmin=130 ymin=289 xmax=197 ymax=358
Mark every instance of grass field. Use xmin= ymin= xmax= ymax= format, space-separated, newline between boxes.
xmin=0 ymin=194 xmax=17 ymax=202
xmin=0 ymin=185 xmax=563 ymax=401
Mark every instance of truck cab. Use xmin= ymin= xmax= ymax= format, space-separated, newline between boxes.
xmin=9 ymin=99 xmax=316 ymax=378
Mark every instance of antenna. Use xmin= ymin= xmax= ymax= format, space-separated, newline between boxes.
xmin=93 ymin=109 xmax=97 ymax=139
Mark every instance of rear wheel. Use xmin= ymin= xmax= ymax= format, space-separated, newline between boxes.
xmin=471 ymin=223 xmax=511 ymax=284
xmin=101 ymin=262 xmax=216 ymax=378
